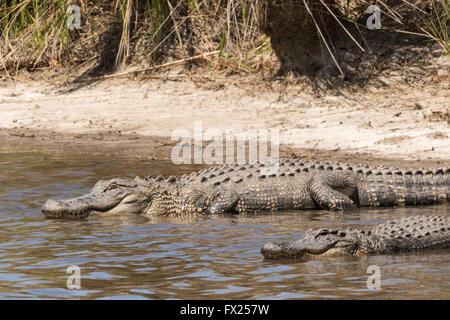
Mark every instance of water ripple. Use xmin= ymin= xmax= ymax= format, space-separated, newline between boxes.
xmin=0 ymin=152 xmax=448 ymax=299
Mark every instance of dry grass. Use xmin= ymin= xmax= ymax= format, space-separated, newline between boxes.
xmin=0 ymin=0 xmax=448 ymax=77
xmin=0 ymin=0 xmax=273 ymax=75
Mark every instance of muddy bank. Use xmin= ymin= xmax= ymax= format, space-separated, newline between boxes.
xmin=1 ymin=127 xmax=449 ymax=169
xmin=0 ymin=75 xmax=449 ymax=168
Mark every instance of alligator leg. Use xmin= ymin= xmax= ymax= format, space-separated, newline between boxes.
xmin=203 ymin=188 xmax=240 ymax=214
xmin=307 ymin=173 xmax=358 ymax=211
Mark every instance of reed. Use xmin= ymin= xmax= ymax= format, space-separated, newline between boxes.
xmin=0 ymin=1 xmax=447 ymax=74
xmin=420 ymin=0 xmax=449 ymax=54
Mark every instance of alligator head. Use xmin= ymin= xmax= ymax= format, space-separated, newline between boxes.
xmin=261 ymin=228 xmax=359 ymax=259
xmin=42 ymin=177 xmax=152 ymax=219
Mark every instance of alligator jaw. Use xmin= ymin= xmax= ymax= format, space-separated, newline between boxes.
xmin=261 ymin=237 xmax=352 ymax=260
xmin=42 ymin=195 xmax=123 ymax=219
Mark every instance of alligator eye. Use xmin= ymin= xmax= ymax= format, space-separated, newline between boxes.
xmin=105 ymin=183 xmax=119 ymax=191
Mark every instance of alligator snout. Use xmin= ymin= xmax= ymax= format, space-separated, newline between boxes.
xmin=261 ymin=241 xmax=307 ymax=259
xmin=42 ymin=198 xmax=92 ymax=219
xmin=261 ymin=236 xmax=341 ymax=259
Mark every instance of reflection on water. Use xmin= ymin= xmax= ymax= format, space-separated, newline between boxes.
xmin=0 ymin=152 xmax=449 ymax=299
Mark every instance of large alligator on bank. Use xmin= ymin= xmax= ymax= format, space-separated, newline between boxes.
xmin=261 ymin=215 xmax=450 ymax=259
xmin=42 ymin=159 xmax=450 ymax=219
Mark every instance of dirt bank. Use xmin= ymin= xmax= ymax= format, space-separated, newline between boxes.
xmin=0 ymin=71 xmax=449 ymax=167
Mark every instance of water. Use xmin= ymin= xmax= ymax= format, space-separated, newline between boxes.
xmin=0 ymin=152 xmax=449 ymax=299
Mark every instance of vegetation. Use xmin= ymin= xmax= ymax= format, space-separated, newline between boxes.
xmin=0 ymin=0 xmax=448 ymax=75
xmin=420 ymin=0 xmax=450 ymax=54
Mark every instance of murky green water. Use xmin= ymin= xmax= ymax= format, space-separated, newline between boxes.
xmin=0 ymin=152 xmax=449 ymax=299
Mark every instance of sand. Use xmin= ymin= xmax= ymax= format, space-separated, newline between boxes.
xmin=0 ymin=74 xmax=449 ymax=166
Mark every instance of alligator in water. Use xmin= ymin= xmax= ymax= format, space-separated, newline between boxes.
xmin=261 ymin=216 xmax=450 ymax=259
xmin=42 ymin=159 xmax=450 ymax=219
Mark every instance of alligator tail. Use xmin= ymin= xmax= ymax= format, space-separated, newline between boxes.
xmin=355 ymin=168 xmax=450 ymax=207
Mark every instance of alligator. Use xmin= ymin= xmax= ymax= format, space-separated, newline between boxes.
xmin=261 ymin=215 xmax=450 ymax=259
xmin=41 ymin=159 xmax=450 ymax=219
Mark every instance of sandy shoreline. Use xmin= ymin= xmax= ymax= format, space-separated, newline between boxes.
xmin=0 ymin=75 xmax=449 ymax=167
